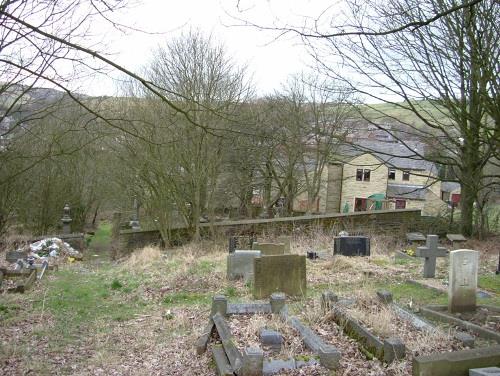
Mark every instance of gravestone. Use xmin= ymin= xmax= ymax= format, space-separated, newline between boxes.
xmin=129 ymin=197 xmax=140 ymax=230
xmin=406 ymin=232 xmax=426 ymax=244
xmin=333 ymin=236 xmax=370 ymax=256
xmin=227 ymin=250 xmax=261 ymax=281
xmin=276 ymin=236 xmax=291 ymax=253
xmin=253 ymin=255 xmax=306 ymax=299
xmin=6 ymin=250 xmax=28 ymax=263
xmin=449 ymin=249 xmax=479 ymax=313
xmin=416 ymin=235 xmax=448 ymax=278
xmin=252 ymin=242 xmax=286 ymax=256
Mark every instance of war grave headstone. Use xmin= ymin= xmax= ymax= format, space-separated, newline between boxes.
xmin=196 ymin=294 xmax=341 ymax=375
xmin=415 ymin=235 xmax=448 ymax=278
xmin=227 ymin=250 xmax=261 ymax=281
xmin=253 ymin=254 xmax=306 ymax=299
xmin=333 ymin=236 xmax=370 ymax=256
xmin=418 ymin=249 xmax=500 ymax=345
xmin=252 ymin=242 xmax=286 ymax=256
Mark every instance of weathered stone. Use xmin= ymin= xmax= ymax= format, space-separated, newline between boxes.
xmin=412 ymin=345 xmax=500 ymax=376
xmin=318 ymin=344 xmax=341 ymax=369
xmin=295 ymin=358 xmax=319 ymax=368
xmin=447 ymin=233 xmax=467 ymax=243
xmin=212 ymin=313 xmax=243 ymax=372
xmin=455 ymin=332 xmax=475 ymax=348
xmin=333 ymin=236 xmax=370 ymax=256
xmin=260 ymin=329 xmax=282 ymax=351
xmin=241 ymin=347 xmax=263 ymax=376
xmin=212 ymin=344 xmax=234 ymax=376
xmin=195 ymin=320 xmax=215 ymax=355
xmin=391 ymin=303 xmax=439 ymax=334
xmin=263 ymin=358 xmax=295 ymax=375
xmin=227 ymin=250 xmax=261 ymax=281
xmin=469 ymin=367 xmax=500 ymax=376
xmin=377 ymin=290 xmax=393 ymax=304
xmin=321 ymin=291 xmax=338 ymax=312
xmin=253 ymin=242 xmax=286 ymax=256
xmin=227 ymin=303 xmax=271 ymax=315
xmin=288 ymin=316 xmax=325 ymax=353
xmin=383 ymin=337 xmax=406 ymax=363
xmin=276 ymin=236 xmax=291 ymax=253
xmin=416 ymin=235 xmax=448 ymax=278
xmin=270 ymin=292 xmax=286 ymax=314
xmin=61 ymin=203 xmax=72 ymax=234
xmin=253 ymin=255 xmax=306 ymax=299
xmin=211 ymin=295 xmax=228 ymax=317
xmin=6 ymin=250 xmax=27 ymax=263
xmin=406 ymin=232 xmax=426 ymax=243
xmin=449 ymin=249 xmax=479 ymax=313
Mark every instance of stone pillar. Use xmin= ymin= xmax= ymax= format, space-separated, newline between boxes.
xmin=129 ymin=197 xmax=140 ymax=230
xmin=210 ymin=295 xmax=228 ymax=317
xmin=449 ymin=249 xmax=479 ymax=313
xmin=270 ymin=292 xmax=286 ymax=314
xmin=61 ymin=203 xmax=72 ymax=234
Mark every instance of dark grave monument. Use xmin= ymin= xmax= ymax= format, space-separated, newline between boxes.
xmin=229 ymin=235 xmax=257 ymax=254
xmin=333 ymin=236 xmax=370 ymax=256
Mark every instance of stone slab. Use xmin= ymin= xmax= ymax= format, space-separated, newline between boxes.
xmin=195 ymin=320 xmax=215 ymax=355
xmin=449 ymin=249 xmax=479 ymax=313
xmin=420 ymin=306 xmax=500 ymax=343
xmin=263 ymin=358 xmax=295 ymax=375
xmin=227 ymin=250 xmax=262 ymax=280
xmin=260 ymin=329 xmax=282 ymax=350
xmin=253 ymin=255 xmax=306 ymax=299
xmin=212 ymin=344 xmax=234 ymax=376
xmin=447 ymin=234 xmax=467 ymax=242
xmin=212 ymin=313 xmax=244 ymax=372
xmin=241 ymin=347 xmax=264 ymax=376
xmin=276 ymin=236 xmax=291 ymax=253
xmin=469 ymin=367 xmax=500 ymax=376
xmin=412 ymin=345 xmax=500 ymax=376
xmin=252 ymin=242 xmax=286 ymax=256
xmin=5 ymin=250 xmax=28 ymax=263
xmin=407 ymin=232 xmax=427 ymax=242
xmin=333 ymin=236 xmax=370 ymax=256
xmin=227 ymin=303 xmax=272 ymax=315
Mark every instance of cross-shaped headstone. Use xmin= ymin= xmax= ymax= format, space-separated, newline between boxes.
xmin=415 ymin=235 xmax=448 ymax=278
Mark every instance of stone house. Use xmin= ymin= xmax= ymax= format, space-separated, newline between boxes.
xmin=294 ymin=140 xmax=454 ymax=216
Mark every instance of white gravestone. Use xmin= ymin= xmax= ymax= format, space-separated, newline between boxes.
xmin=448 ymin=249 xmax=479 ymax=313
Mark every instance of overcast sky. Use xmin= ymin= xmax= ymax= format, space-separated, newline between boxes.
xmin=82 ymin=0 xmax=338 ymax=97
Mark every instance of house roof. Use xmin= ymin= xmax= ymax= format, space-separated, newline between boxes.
xmin=387 ymin=184 xmax=428 ymax=200
xmin=336 ymin=140 xmax=437 ymax=173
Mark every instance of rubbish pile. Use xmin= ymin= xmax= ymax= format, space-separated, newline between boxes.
xmin=29 ymin=237 xmax=81 ymax=259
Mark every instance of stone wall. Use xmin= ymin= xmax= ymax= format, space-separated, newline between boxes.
xmin=117 ymin=209 xmax=423 ymax=253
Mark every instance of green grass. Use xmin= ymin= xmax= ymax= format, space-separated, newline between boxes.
xmin=88 ymin=221 xmax=112 ymax=249
xmin=163 ymin=292 xmax=211 ymax=306
xmin=479 ymin=274 xmax=500 ymax=295
xmin=385 ymin=281 xmax=448 ymax=306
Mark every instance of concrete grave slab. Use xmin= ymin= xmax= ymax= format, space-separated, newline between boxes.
xmin=227 ymin=250 xmax=261 ymax=281
xmin=407 ymin=232 xmax=426 ymax=243
xmin=469 ymin=367 xmax=500 ymax=376
xmin=6 ymin=250 xmax=28 ymax=263
xmin=212 ymin=344 xmax=234 ymax=376
xmin=449 ymin=249 xmax=479 ymax=313
xmin=253 ymin=255 xmax=306 ymax=299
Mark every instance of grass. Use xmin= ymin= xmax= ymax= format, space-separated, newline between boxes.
xmin=88 ymin=221 xmax=112 ymax=250
xmin=479 ymin=274 xmax=500 ymax=294
xmin=163 ymin=292 xmax=211 ymax=306
xmin=385 ymin=281 xmax=448 ymax=306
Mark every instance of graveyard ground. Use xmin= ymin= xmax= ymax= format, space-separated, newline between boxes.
xmin=1 ymin=227 xmax=499 ymax=375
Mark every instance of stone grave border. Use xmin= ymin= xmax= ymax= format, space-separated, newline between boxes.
xmin=412 ymin=345 xmax=500 ymax=376
xmin=321 ymin=291 xmax=405 ymax=363
xmin=0 ymin=263 xmax=55 ymax=293
xmin=375 ymin=290 xmax=475 ymax=347
xmin=196 ymin=293 xmax=341 ymax=375
xmin=419 ymin=305 xmax=500 ymax=344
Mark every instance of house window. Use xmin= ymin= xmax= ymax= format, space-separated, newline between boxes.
xmin=395 ymin=199 xmax=406 ymax=209
xmin=388 ymin=168 xmax=395 ymax=180
xmin=355 ymin=198 xmax=367 ymax=211
xmin=363 ymin=169 xmax=371 ymax=181
xmin=402 ymin=170 xmax=410 ymax=181
xmin=356 ymin=169 xmax=371 ymax=181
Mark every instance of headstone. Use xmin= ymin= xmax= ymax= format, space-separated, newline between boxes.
xmin=6 ymin=250 xmax=28 ymax=263
xmin=406 ymin=232 xmax=426 ymax=243
xmin=269 ymin=292 xmax=286 ymax=313
xmin=260 ymin=329 xmax=282 ymax=351
xmin=416 ymin=235 xmax=448 ymax=278
xmin=449 ymin=249 xmax=479 ymax=313
xmin=227 ymin=250 xmax=262 ymax=281
xmin=211 ymin=295 xmax=228 ymax=317
xmin=276 ymin=236 xmax=291 ymax=253
xmin=61 ymin=203 xmax=72 ymax=234
xmin=241 ymin=347 xmax=264 ymax=376
xmin=376 ymin=290 xmax=393 ymax=304
xmin=318 ymin=344 xmax=341 ymax=370
xmin=253 ymin=255 xmax=306 ymax=299
xmin=252 ymin=242 xmax=286 ymax=256
xmin=333 ymin=236 xmax=370 ymax=256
